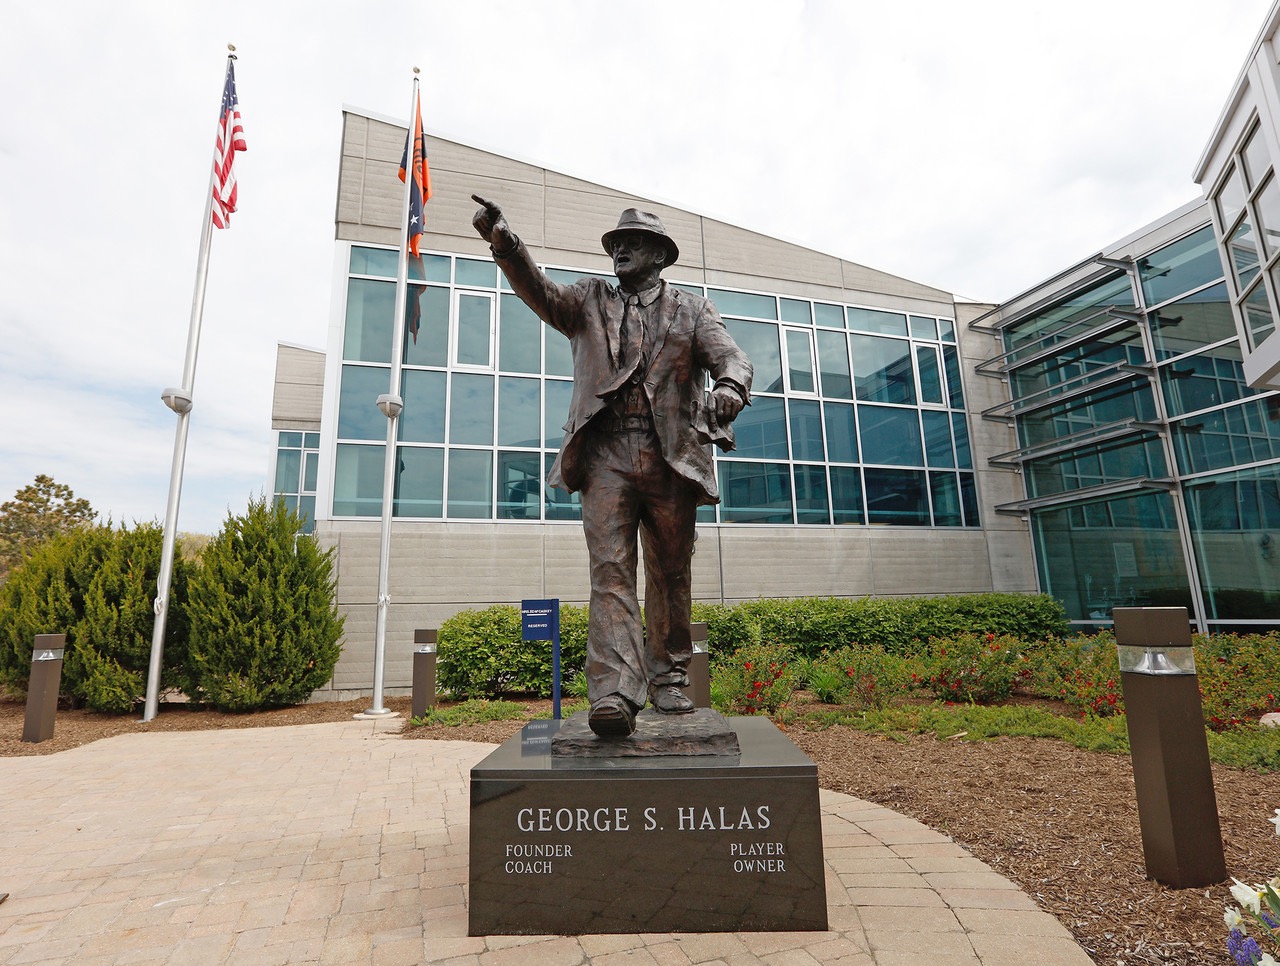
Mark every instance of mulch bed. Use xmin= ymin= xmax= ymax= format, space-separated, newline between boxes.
xmin=4 ymin=694 xmax=1279 ymax=964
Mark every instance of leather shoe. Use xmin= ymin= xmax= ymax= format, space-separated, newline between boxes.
xmin=588 ymin=695 xmax=637 ymax=737
xmin=649 ymin=684 xmax=695 ymax=715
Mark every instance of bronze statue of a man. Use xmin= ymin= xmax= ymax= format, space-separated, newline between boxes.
xmin=472 ymin=196 xmax=753 ymax=737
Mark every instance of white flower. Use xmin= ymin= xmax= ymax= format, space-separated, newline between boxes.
xmin=1270 ymin=808 xmax=1280 ymax=836
xmin=1259 ymin=954 xmax=1279 ymax=966
xmin=1232 ymin=878 xmax=1263 ymax=915
xmin=1226 ymin=906 xmax=1244 ymax=928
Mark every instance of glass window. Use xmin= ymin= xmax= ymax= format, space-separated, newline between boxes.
xmin=852 ymin=334 xmax=915 ymax=404
xmin=456 ymin=258 xmax=497 ymax=288
xmin=1139 ymin=227 xmax=1226 ymax=307
xmin=278 ymin=430 xmax=303 ymax=448
xmin=333 ymin=443 xmax=384 ymax=516
xmin=864 ymin=468 xmax=929 ymax=525
xmin=303 ymin=432 xmax=320 ymax=448
xmin=788 ymin=399 xmax=824 ymax=461
xmin=1243 ymin=124 xmax=1271 ymax=189
xmin=497 ymin=452 xmax=543 ymax=520
xmin=447 ymin=449 xmax=493 ymax=518
xmin=403 ymin=286 xmax=449 ymax=367
xmin=1216 ymin=164 xmax=1247 ymax=228
xmin=929 ymin=472 xmax=962 ymax=526
xmin=959 ymin=473 xmax=979 ymax=527
xmin=449 ymin=373 xmax=494 ymax=445
xmin=297 ymin=496 xmax=316 ymax=533
xmin=733 ymin=396 xmax=788 ymax=460
xmin=1228 ymin=219 xmax=1261 ymax=291
xmin=726 ymin=319 xmax=782 ymax=393
xmin=545 ymin=380 xmax=573 ymax=445
xmin=1031 ymin=492 xmax=1188 ymax=622
xmin=858 ymin=404 xmax=923 ymax=466
xmin=943 ymin=346 xmax=965 ymax=409
xmin=1256 ymin=175 xmax=1280 ymax=260
xmin=274 ymin=449 xmax=300 ymax=493
xmin=952 ymin=413 xmax=972 ymax=468
xmin=1160 ymin=342 xmax=1260 ymax=417
xmin=398 ymin=369 xmax=446 ymax=443
xmin=823 ymin=402 xmax=858 ymax=463
xmin=909 ymin=315 xmax=938 ymax=340
xmin=1173 ymin=396 xmax=1280 ymax=475
xmin=780 ymin=298 xmax=812 ymax=324
xmin=814 ymin=303 xmax=845 ymax=327
xmin=337 ymin=365 xmax=390 ymax=440
xmin=793 ymin=465 xmax=830 ymax=524
xmin=304 ymin=452 xmax=318 ymax=491
xmin=938 ymin=318 xmax=956 ymax=342
xmin=784 ymin=328 xmax=816 ymax=393
xmin=916 ymin=345 xmax=944 ymax=404
xmin=816 ymin=330 xmax=852 ymax=399
xmin=1149 ymin=282 xmax=1234 ymax=361
xmin=1245 ymin=279 xmax=1276 ymax=347
xmin=710 ymin=289 xmax=777 ymax=319
xmin=922 ymin=411 xmax=954 ymax=467
xmin=1185 ymin=464 xmax=1280 ymax=621
xmin=499 ymin=293 xmax=541 ymax=373
xmin=455 ymin=292 xmax=494 ymax=367
xmin=545 ymin=327 xmax=573 ymax=377
xmin=544 ymin=453 xmax=582 ymax=521
xmin=498 ymin=377 xmax=541 ymax=447
xmin=350 ymin=246 xmax=398 ymax=278
xmin=829 ymin=466 xmax=863 ymax=524
xmin=393 ymin=446 xmax=443 ymax=518
xmin=847 ymin=307 xmax=908 ymax=336
xmin=719 ymin=461 xmax=792 ymax=523
xmin=344 ymin=279 xmax=394 ymax=363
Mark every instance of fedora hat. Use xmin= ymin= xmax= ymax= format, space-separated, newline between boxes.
xmin=601 ymin=209 xmax=679 ymax=268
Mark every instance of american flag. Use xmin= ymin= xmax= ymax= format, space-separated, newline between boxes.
xmin=398 ymin=92 xmax=432 ymax=258
xmin=211 ymin=61 xmax=247 ymax=229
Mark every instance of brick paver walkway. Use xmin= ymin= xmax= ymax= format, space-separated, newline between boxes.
xmin=0 ymin=720 xmax=1092 ymax=965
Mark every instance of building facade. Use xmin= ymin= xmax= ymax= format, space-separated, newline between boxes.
xmin=272 ymin=109 xmax=1032 ymax=699
xmin=276 ymin=1 xmax=1280 ymax=696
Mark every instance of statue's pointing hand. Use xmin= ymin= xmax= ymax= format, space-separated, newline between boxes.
xmin=471 ymin=194 xmax=516 ymax=252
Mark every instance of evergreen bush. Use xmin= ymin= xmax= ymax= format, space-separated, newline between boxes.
xmin=435 ymin=602 xmax=589 ymax=699
xmin=182 ymin=497 xmax=342 ymax=711
xmin=0 ymin=522 xmax=188 ymax=711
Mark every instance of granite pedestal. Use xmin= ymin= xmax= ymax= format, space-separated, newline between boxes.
xmin=468 ymin=715 xmax=827 ymax=935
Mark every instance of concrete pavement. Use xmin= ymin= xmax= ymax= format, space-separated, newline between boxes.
xmin=0 ymin=719 xmax=1093 ymax=965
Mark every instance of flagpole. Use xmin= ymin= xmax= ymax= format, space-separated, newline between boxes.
xmin=142 ymin=48 xmax=238 ymax=722
xmin=363 ymin=69 xmax=420 ymax=717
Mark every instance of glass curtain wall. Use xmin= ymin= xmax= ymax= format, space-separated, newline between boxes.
xmin=1003 ymin=224 xmax=1280 ymax=629
xmin=273 ymin=430 xmax=320 ymax=533
xmin=331 ymin=246 xmax=977 ymax=528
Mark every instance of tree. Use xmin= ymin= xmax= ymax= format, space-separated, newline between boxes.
xmin=182 ymin=496 xmax=344 ymax=711
xmin=0 ymin=522 xmax=190 ymax=711
xmin=0 ymin=475 xmax=96 ymax=579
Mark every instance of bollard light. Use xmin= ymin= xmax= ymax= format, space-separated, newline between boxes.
xmin=412 ymin=628 xmax=438 ymax=719
xmin=1114 ymin=607 xmax=1225 ymax=888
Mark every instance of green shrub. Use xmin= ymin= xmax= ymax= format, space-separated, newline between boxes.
xmin=1206 ymin=724 xmax=1280 ymax=771
xmin=714 ymin=642 xmax=799 ymax=714
xmin=699 ymin=594 xmax=1067 ymax=663
xmin=0 ymin=523 xmax=189 ymax=711
xmin=1194 ymin=632 xmax=1280 ymax=729
xmin=182 ymin=497 xmax=342 ymax=712
xmin=924 ymin=632 xmax=1030 ymax=704
xmin=436 ymin=602 xmax=589 ymax=699
xmin=807 ymin=644 xmax=912 ymax=710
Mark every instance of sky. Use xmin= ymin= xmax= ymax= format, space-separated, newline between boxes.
xmin=1 ymin=0 xmax=1274 ymax=534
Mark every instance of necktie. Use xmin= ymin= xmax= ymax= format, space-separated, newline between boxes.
xmin=618 ymin=295 xmax=642 ymax=371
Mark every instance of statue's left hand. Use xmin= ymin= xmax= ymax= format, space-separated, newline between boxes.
xmin=711 ymin=385 xmax=745 ymax=425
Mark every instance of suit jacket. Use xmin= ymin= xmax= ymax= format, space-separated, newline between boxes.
xmin=493 ymin=239 xmax=753 ymax=505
